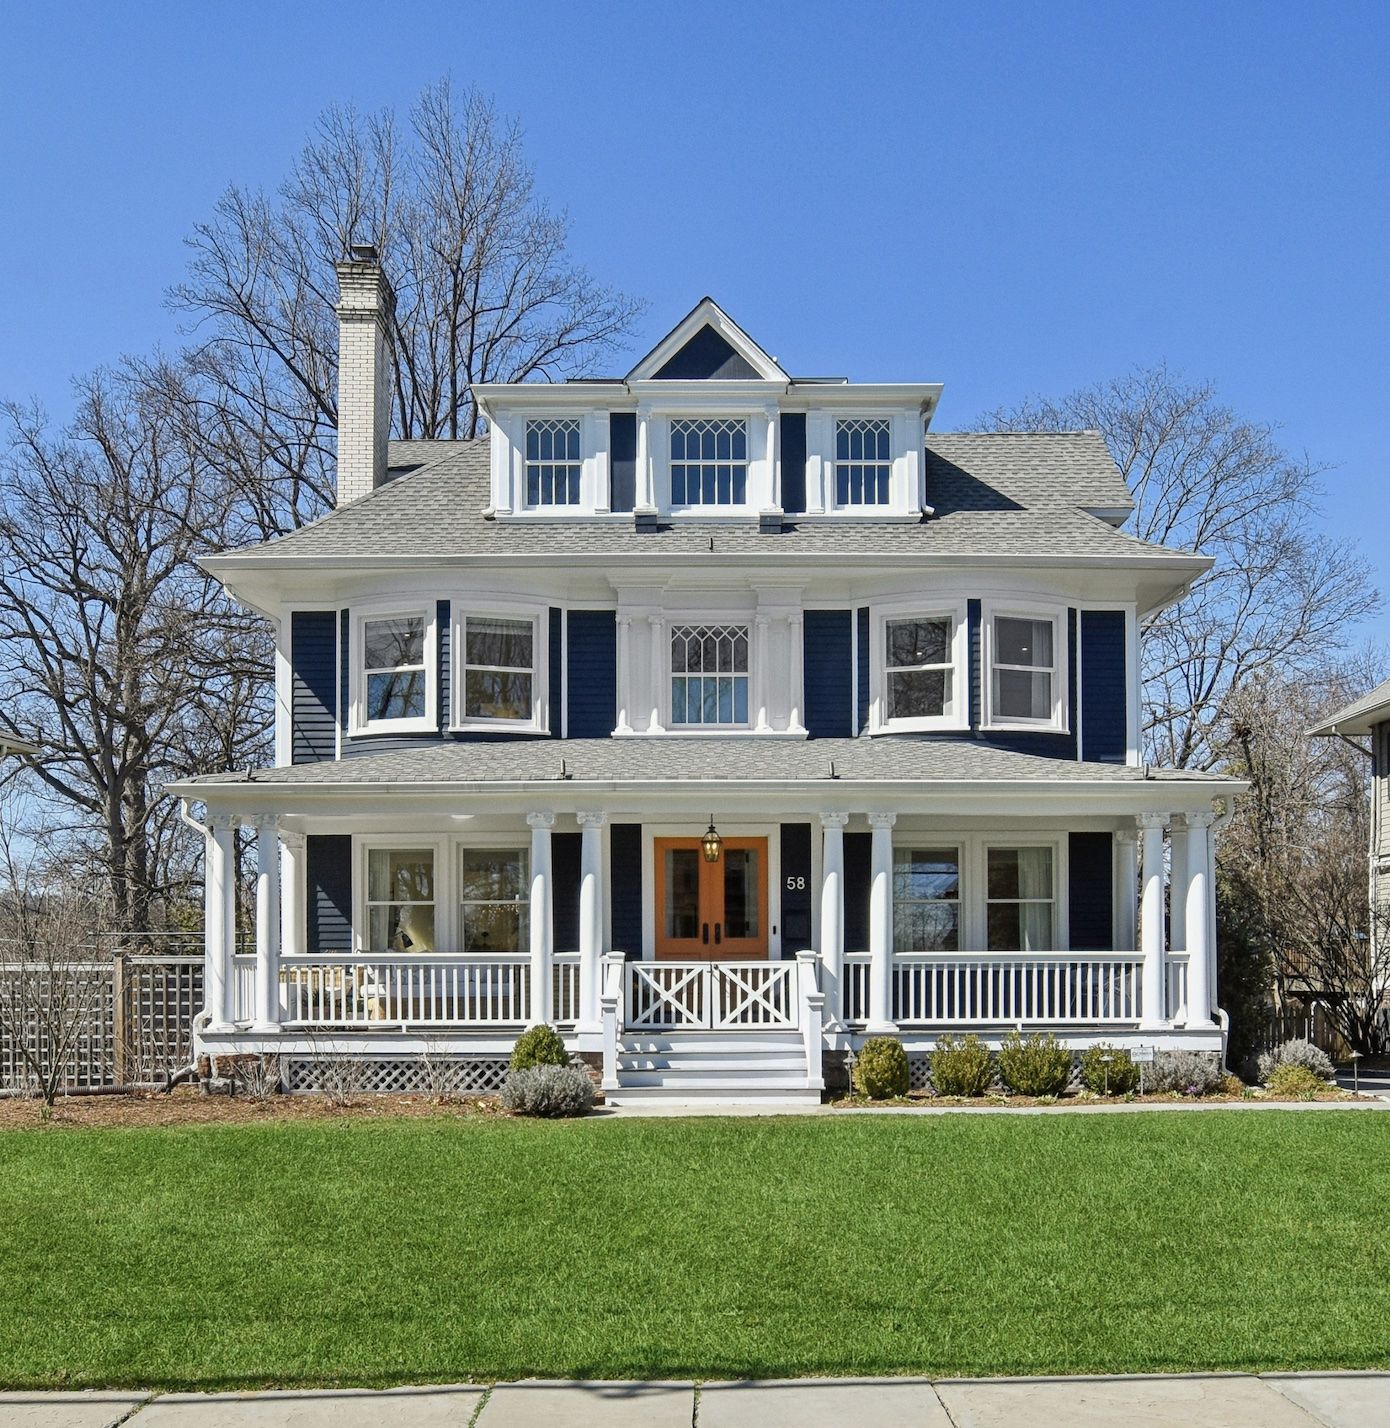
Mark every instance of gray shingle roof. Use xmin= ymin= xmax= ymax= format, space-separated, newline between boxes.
xmin=1308 ymin=677 xmax=1390 ymax=737
xmin=177 ymin=736 xmax=1232 ymax=790
xmin=209 ymin=433 xmax=1185 ymax=565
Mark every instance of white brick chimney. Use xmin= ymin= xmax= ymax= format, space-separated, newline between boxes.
xmin=334 ymin=245 xmax=396 ymax=506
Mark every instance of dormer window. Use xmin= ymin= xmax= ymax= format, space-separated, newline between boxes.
xmin=670 ymin=419 xmax=747 ymax=507
xmin=525 ymin=418 xmax=582 ymax=506
xmin=835 ymin=418 xmax=891 ymax=506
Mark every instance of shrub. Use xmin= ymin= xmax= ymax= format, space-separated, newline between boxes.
xmin=929 ymin=1034 xmax=994 ymax=1097
xmin=1151 ymin=1049 xmax=1223 ymax=1096
xmin=502 ymin=1064 xmax=595 ymax=1117
xmin=853 ymin=1036 xmax=910 ymax=1099
xmin=997 ymin=1032 xmax=1072 ymax=1096
xmin=510 ymin=1023 xmax=570 ymax=1071
xmin=1078 ymin=1043 xmax=1140 ymax=1096
xmin=1265 ymin=1064 xmax=1326 ymax=1101
xmin=1257 ymin=1038 xmax=1335 ymax=1085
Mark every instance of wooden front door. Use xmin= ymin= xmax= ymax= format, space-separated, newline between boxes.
xmin=654 ymin=836 xmax=768 ymax=960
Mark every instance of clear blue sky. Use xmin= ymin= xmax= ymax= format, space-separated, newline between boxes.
xmin=3 ymin=0 xmax=1386 ymax=633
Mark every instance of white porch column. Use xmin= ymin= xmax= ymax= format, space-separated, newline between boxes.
xmin=577 ymin=811 xmax=606 ymax=1032
xmin=1113 ymin=827 xmax=1138 ymax=952
xmin=205 ymin=813 xmax=237 ymax=1031
xmin=647 ymin=614 xmax=665 ymax=733
xmin=252 ymin=815 xmax=282 ymax=1032
xmin=615 ymin=615 xmax=633 ymax=734
xmin=280 ymin=830 xmax=306 ymax=958
xmin=528 ymin=812 xmax=556 ymax=1026
xmin=754 ymin=613 xmax=771 ymax=732
xmin=1167 ymin=821 xmax=1189 ymax=953
xmin=867 ymin=812 xmax=897 ymax=1032
xmin=1138 ymin=813 xmax=1168 ymax=1029
xmin=787 ymin=610 xmax=806 ymax=734
xmin=819 ymin=813 xmax=848 ymax=1028
xmin=1184 ymin=811 xmax=1216 ymax=1026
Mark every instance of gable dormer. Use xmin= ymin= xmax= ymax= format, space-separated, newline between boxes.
xmin=473 ymin=299 xmax=941 ymax=523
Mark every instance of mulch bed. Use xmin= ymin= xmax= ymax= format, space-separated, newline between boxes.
xmin=831 ymin=1087 xmax=1357 ymax=1109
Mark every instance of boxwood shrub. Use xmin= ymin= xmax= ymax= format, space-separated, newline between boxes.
xmin=1078 ymin=1042 xmax=1140 ymax=1095
xmin=997 ymin=1032 xmax=1072 ymax=1097
xmin=510 ymin=1023 xmax=570 ymax=1071
xmin=854 ymin=1036 xmax=910 ymax=1099
xmin=929 ymin=1034 xmax=993 ymax=1097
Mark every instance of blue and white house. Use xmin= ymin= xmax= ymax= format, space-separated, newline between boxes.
xmin=173 ymin=252 xmax=1242 ymax=1101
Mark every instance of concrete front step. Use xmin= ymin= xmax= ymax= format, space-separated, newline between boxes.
xmin=607 ymin=1084 xmax=822 ymax=1104
xmin=620 ymin=1034 xmax=804 ymax=1053
xmin=615 ymin=1070 xmax=814 ymax=1089
xmin=618 ymin=1053 xmax=808 ymax=1072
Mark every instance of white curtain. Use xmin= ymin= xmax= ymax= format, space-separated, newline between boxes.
xmin=1016 ymin=847 xmax=1053 ymax=950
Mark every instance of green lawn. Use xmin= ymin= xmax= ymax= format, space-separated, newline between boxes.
xmin=1 ymin=1111 xmax=1388 ymax=1389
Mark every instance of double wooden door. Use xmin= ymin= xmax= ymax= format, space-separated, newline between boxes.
xmin=654 ymin=836 xmax=768 ymax=960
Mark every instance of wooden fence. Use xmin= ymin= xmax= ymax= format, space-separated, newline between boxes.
xmin=0 ymin=953 xmax=202 ymax=1091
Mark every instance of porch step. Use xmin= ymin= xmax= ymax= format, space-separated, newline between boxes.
xmin=609 ymin=1029 xmax=820 ymax=1104
xmin=606 ymin=1084 xmax=821 ymax=1105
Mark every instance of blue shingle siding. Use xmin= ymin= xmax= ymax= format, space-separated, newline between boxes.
xmin=843 ymin=831 xmax=871 ymax=953
xmin=567 ymin=610 xmax=617 ymax=738
xmin=609 ymin=413 xmax=636 ymax=513
xmin=306 ymin=834 xmax=353 ymax=953
xmin=438 ymin=599 xmax=451 ymax=731
xmin=290 ymin=611 xmax=338 ymax=764
xmin=549 ymin=607 xmax=563 ymax=737
xmin=1068 ymin=831 xmax=1114 ymax=951
xmin=856 ymin=607 xmax=870 ymax=734
xmin=803 ymin=610 xmax=853 ymax=739
xmin=1081 ymin=609 xmax=1127 ymax=763
xmin=780 ymin=823 xmax=813 ymax=956
xmin=610 ymin=823 xmax=643 ymax=958
xmin=780 ymin=413 xmax=807 ymax=515
xmin=552 ymin=831 xmax=581 ymax=952
xmin=652 ymin=324 xmax=759 ymax=380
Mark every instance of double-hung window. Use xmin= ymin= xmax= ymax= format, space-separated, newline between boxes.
xmin=670 ymin=624 xmax=750 ymax=727
xmin=365 ymin=848 xmax=436 ymax=953
xmin=884 ymin=615 xmax=956 ymax=725
xmin=986 ymin=846 xmax=1055 ymax=951
xmin=458 ymin=614 xmax=537 ymax=726
xmin=458 ymin=847 xmax=529 ymax=953
xmin=988 ymin=610 xmax=1063 ymax=727
xmin=357 ymin=610 xmax=434 ymax=731
xmin=525 ymin=418 xmax=582 ymax=506
xmin=835 ymin=417 xmax=892 ymax=506
xmin=893 ymin=847 xmax=961 ymax=952
xmin=670 ymin=418 xmax=747 ymax=507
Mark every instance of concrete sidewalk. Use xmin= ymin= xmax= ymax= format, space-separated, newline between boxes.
xmin=6 ymin=1372 xmax=1390 ymax=1427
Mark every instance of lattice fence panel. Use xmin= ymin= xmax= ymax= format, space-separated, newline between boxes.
xmin=123 ymin=958 xmax=202 ymax=1082
xmin=284 ymin=1055 xmax=513 ymax=1096
xmin=0 ymin=964 xmax=116 ymax=1091
xmin=907 ymin=1055 xmax=932 ymax=1092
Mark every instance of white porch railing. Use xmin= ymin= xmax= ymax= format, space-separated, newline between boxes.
xmin=624 ymin=960 xmax=799 ymax=1031
xmin=842 ymin=951 xmax=1152 ymax=1027
xmin=1165 ymin=953 xmax=1189 ymax=1023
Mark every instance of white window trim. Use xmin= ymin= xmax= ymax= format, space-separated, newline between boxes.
xmin=457 ymin=842 xmax=531 ymax=956
xmin=348 ymin=603 xmax=439 ymax=737
xmin=832 ymin=415 xmax=895 ymax=510
xmin=450 ymin=603 xmax=550 ymax=736
xmin=492 ymin=409 xmax=610 ymax=516
xmin=981 ymin=599 xmax=1070 ymax=734
xmin=522 ymin=416 xmax=584 ymax=510
xmin=869 ymin=599 xmax=969 ymax=734
xmin=982 ymin=838 xmax=1063 ymax=953
xmin=807 ymin=408 xmax=924 ymax=516
xmin=890 ymin=840 xmax=965 ymax=954
xmin=665 ymin=618 xmax=754 ymax=731
xmin=666 ymin=415 xmax=753 ymax=514
xmin=354 ymin=837 xmax=446 ymax=954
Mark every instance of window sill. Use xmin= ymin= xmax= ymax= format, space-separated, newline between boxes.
xmin=869 ymin=718 xmax=969 ymax=736
xmin=980 ymin=720 xmax=1071 ymax=736
xmin=612 ymin=727 xmax=809 ymax=740
xmin=447 ymin=721 xmax=549 ymax=737
xmin=348 ymin=718 xmax=439 ymax=738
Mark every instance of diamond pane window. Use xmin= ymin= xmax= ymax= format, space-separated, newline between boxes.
xmin=670 ymin=418 xmax=747 ymax=506
xmin=992 ymin=616 xmax=1056 ymax=722
xmin=363 ymin=615 xmax=428 ymax=722
xmin=462 ymin=616 xmax=534 ymax=722
xmin=885 ymin=616 xmax=953 ymax=721
xmin=835 ymin=417 xmax=892 ymax=505
xmin=525 ymin=418 xmax=582 ymax=506
xmin=670 ymin=623 xmax=750 ymax=726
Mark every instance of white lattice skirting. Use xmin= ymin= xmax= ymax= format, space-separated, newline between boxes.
xmin=283 ymin=1055 xmax=513 ymax=1096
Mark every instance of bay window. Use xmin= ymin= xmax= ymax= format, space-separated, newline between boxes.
xmin=353 ymin=607 xmax=436 ymax=733
xmin=872 ymin=604 xmax=966 ymax=732
xmin=452 ymin=609 xmax=546 ymax=732
xmin=986 ymin=608 xmax=1065 ymax=728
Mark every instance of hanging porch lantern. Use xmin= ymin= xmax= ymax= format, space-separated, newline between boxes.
xmin=701 ymin=816 xmax=723 ymax=863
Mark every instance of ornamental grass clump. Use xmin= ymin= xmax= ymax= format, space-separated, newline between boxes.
xmin=1257 ymin=1038 xmax=1335 ymax=1085
xmin=1151 ymin=1049 xmax=1223 ymax=1096
xmin=502 ymin=1064 xmax=595 ymax=1117
xmin=853 ymin=1036 xmax=910 ymax=1099
xmin=509 ymin=1023 xmax=570 ymax=1071
xmin=1077 ymin=1042 xmax=1140 ymax=1096
xmin=929 ymin=1034 xmax=994 ymax=1097
xmin=997 ymin=1032 xmax=1073 ymax=1097
xmin=1265 ymin=1064 xmax=1328 ymax=1101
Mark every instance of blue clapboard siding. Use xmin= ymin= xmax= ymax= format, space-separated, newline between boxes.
xmin=856 ymin=607 xmax=870 ymax=734
xmin=552 ymin=832 xmax=581 ymax=952
xmin=610 ymin=823 xmax=643 ymax=959
xmin=1081 ymin=610 xmax=1127 ymax=763
xmin=968 ymin=601 xmax=1078 ymax=758
xmin=803 ymin=609 xmax=853 ymax=738
xmin=306 ymin=834 xmax=353 ymax=953
xmin=549 ymin=607 xmax=563 ymax=737
xmin=610 ymin=413 xmax=636 ymax=513
xmin=290 ymin=611 xmax=338 ymax=764
xmin=780 ymin=823 xmax=813 ymax=957
xmin=567 ymin=609 xmax=617 ymax=738
xmin=339 ymin=609 xmax=350 ymax=739
xmin=844 ymin=831 xmax=871 ymax=952
xmin=1069 ymin=832 xmax=1114 ymax=951
xmin=780 ymin=412 xmax=807 ymax=515
xmin=438 ymin=599 xmax=450 ymax=731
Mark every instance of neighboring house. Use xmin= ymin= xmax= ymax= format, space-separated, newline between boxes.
xmin=1310 ymin=679 xmax=1390 ymax=956
xmin=170 ymin=252 xmax=1243 ymax=1101
xmin=0 ymin=736 xmax=36 ymax=759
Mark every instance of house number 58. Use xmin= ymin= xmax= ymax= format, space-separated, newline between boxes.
xmin=785 ymin=876 xmax=806 ymax=891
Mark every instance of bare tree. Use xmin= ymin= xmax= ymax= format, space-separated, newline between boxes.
xmin=980 ymin=368 xmax=1381 ymax=770
xmin=0 ymin=365 xmax=272 ymax=931
xmin=172 ymin=79 xmax=643 ymax=536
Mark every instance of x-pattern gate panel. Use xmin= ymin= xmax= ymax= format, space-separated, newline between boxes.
xmin=625 ymin=962 xmax=797 ymax=1031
